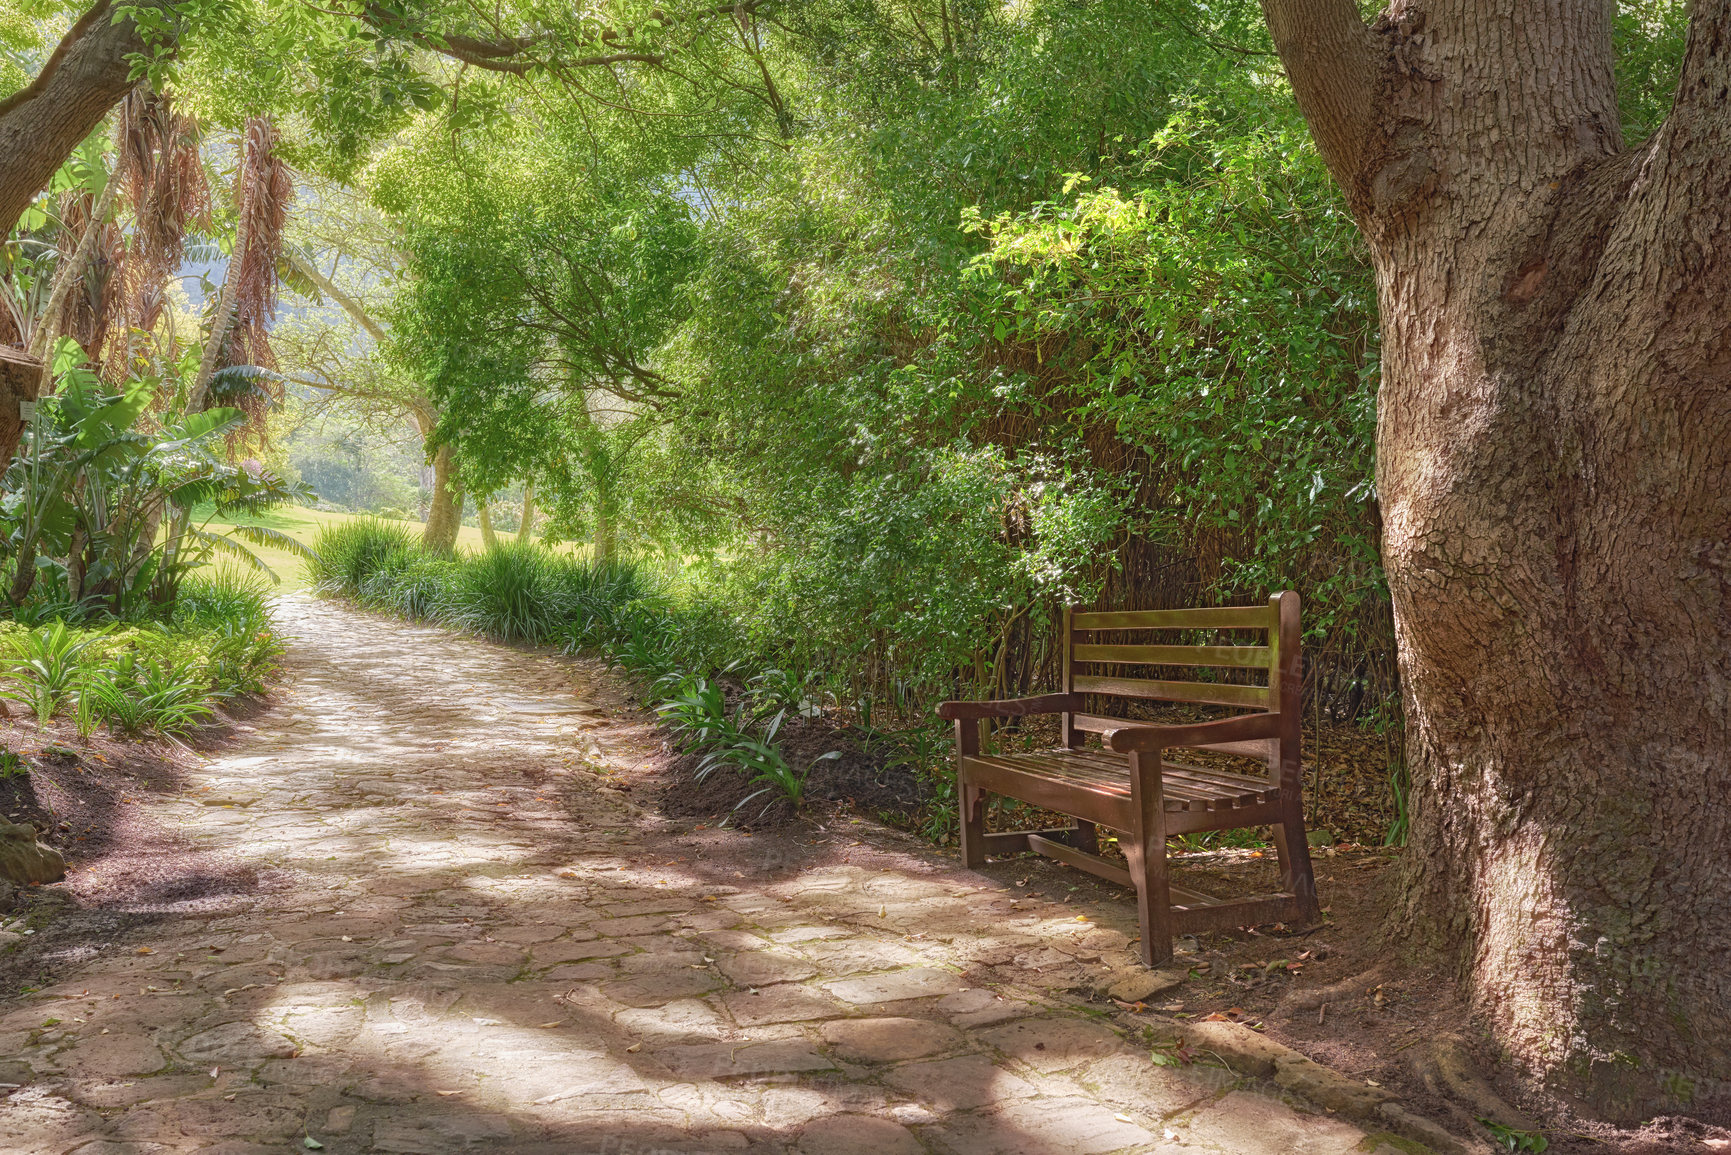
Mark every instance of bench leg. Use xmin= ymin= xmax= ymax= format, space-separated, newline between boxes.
xmin=955 ymin=719 xmax=987 ymax=870
xmin=1068 ymin=820 xmax=1099 ymax=855
xmin=1126 ymin=751 xmax=1173 ymax=966
xmin=1271 ymin=808 xmax=1321 ymax=922
xmin=959 ymin=781 xmax=989 ymax=870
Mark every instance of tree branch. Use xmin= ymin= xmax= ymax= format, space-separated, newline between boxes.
xmin=287 ymin=249 xmax=388 ymax=343
xmin=1667 ymin=0 xmax=1731 ymax=136
xmin=1258 ymin=0 xmax=1377 ymax=193
xmin=0 ymin=2 xmax=155 ymax=240
xmin=359 ymin=1 xmax=764 ymax=75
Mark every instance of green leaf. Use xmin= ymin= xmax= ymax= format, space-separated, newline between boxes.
xmin=226 ymin=523 xmax=319 ymax=561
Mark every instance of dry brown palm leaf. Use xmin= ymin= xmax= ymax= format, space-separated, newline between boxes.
xmin=190 ymin=116 xmax=293 ymax=416
xmin=110 ymin=87 xmax=209 ymax=380
xmin=52 ymin=186 xmax=126 ymax=367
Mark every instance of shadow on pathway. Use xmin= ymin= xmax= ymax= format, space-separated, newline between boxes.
xmin=1 ymin=596 xmax=1415 ymax=1155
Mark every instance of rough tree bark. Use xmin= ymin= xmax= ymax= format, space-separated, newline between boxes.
xmin=0 ymin=3 xmax=150 ymax=241
xmin=1262 ymin=0 xmax=1731 ymax=1121
xmin=0 ymin=348 xmax=41 ymax=469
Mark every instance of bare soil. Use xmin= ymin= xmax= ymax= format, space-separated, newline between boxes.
xmin=0 ymin=701 xmax=273 ymax=999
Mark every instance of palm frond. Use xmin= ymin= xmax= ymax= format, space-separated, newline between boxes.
xmin=188 ymin=528 xmax=280 ymax=584
xmin=276 ymin=242 xmax=324 ymax=301
xmin=206 ymin=363 xmax=283 ymax=405
xmin=225 ymin=522 xmax=317 ymax=561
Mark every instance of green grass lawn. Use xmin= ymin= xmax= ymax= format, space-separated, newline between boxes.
xmin=196 ymin=506 xmax=498 ymax=591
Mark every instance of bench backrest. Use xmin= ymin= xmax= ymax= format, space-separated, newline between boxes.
xmin=1062 ymin=591 xmax=1300 ymax=741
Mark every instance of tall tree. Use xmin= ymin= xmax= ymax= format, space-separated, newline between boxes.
xmin=188 ymin=117 xmax=290 ymax=413
xmin=275 ymin=188 xmax=465 ymax=553
xmin=1261 ymin=0 xmax=1730 ymax=1119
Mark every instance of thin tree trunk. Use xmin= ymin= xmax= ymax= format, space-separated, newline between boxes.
xmin=8 ymin=551 xmax=37 ymax=606
xmin=1262 ymin=0 xmax=1731 ymax=1120
xmin=187 ymin=202 xmax=248 ymax=412
xmin=286 ymin=250 xmax=388 ymax=343
xmin=420 ymin=441 xmax=463 ymax=553
xmin=516 ymin=480 xmax=535 ymax=544
xmin=477 ymin=497 xmax=497 ymax=549
xmin=592 ymin=497 xmax=616 ymax=563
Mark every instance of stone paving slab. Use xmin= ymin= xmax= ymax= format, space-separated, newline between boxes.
xmin=0 ymin=597 xmax=1424 ymax=1154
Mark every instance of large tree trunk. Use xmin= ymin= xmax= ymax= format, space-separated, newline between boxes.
xmin=0 ymin=3 xmax=149 ymax=241
xmin=421 ymin=441 xmax=463 ymax=553
xmin=1264 ymin=0 xmax=1731 ymax=1121
xmin=0 ymin=348 xmax=41 ymax=470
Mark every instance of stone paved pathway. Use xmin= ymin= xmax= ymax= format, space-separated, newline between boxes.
xmin=1 ymin=597 xmax=1413 ymax=1154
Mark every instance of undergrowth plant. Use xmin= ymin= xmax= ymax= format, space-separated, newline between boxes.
xmin=0 ymin=568 xmax=282 ymax=736
xmin=448 ymin=543 xmax=559 ymax=642
xmin=1 ymin=621 xmax=106 ymax=728
xmin=85 ymin=653 xmax=217 ymax=737
xmin=306 ymin=518 xmax=419 ymax=594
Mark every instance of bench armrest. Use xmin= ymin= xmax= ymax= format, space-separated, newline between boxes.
xmin=1102 ymin=712 xmax=1281 ymax=753
xmin=935 ymin=693 xmax=1085 ymax=721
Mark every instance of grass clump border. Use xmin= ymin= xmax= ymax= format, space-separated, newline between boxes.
xmin=307 ymin=521 xmax=942 ymax=825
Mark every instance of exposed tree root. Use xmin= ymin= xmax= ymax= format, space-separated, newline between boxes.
xmin=1276 ymin=964 xmax=1389 ymax=1015
xmin=1411 ymin=1032 xmax=1544 ymax=1137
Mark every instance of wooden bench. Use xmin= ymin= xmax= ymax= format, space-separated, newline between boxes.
xmin=937 ymin=592 xmax=1320 ymax=966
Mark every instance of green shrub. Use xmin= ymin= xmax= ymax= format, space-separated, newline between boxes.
xmin=85 ymin=653 xmax=217 ymax=737
xmin=446 ymin=544 xmax=559 ymax=642
xmin=1 ymin=620 xmax=106 ymax=727
xmin=307 ymin=518 xmax=418 ymax=595
xmin=174 ymin=567 xmax=273 ymax=630
xmin=544 ymin=556 xmax=657 ymax=631
xmin=362 ymin=548 xmax=457 ymax=620
xmin=0 ymin=566 xmax=283 ymax=736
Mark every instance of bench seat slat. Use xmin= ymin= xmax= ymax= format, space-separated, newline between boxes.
xmin=962 ymin=750 xmax=1276 ymax=817
xmin=1055 ymin=750 xmax=1269 ymax=802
